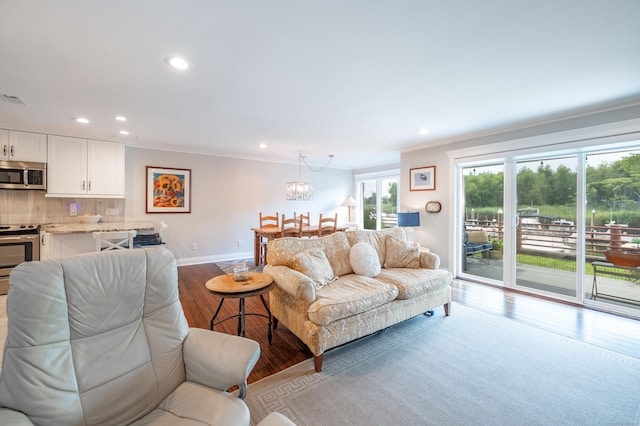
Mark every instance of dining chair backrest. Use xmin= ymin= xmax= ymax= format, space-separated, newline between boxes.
xmin=318 ymin=213 xmax=338 ymax=236
xmin=296 ymin=211 xmax=311 ymax=226
xmin=260 ymin=212 xmax=280 ymax=229
xmin=280 ymin=214 xmax=302 ymax=238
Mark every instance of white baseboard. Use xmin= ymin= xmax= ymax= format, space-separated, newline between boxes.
xmin=176 ymin=251 xmax=254 ymax=267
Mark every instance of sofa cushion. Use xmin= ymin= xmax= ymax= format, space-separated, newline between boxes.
xmin=384 ymin=236 xmax=421 ymax=269
xmin=349 ymin=242 xmax=381 ymax=277
xmin=466 ymin=230 xmax=489 ymax=244
xmin=289 ymin=248 xmax=337 ymax=289
xmin=307 ymin=275 xmax=399 ymax=326
xmin=376 ymin=268 xmax=453 ymax=300
xmin=346 ymin=227 xmax=406 ymax=267
xmin=267 ymin=232 xmax=353 ymax=276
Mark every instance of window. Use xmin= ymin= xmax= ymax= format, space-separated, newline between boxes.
xmin=355 ymin=170 xmax=399 ymax=230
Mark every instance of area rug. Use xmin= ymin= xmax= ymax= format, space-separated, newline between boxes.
xmin=214 ymin=258 xmax=263 ymax=274
xmin=245 ymin=304 xmax=640 ymax=425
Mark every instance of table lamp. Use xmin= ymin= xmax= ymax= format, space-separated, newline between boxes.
xmin=397 ymin=212 xmax=420 ymax=227
xmin=340 ymin=195 xmax=357 ymax=221
xmin=397 ymin=212 xmax=420 ymax=241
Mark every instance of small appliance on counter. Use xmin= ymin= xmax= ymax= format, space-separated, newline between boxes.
xmin=0 ymin=224 xmax=40 ymax=294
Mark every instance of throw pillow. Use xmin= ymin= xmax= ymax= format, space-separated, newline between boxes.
xmin=466 ymin=230 xmax=489 ymax=244
xmin=289 ymin=248 xmax=337 ymax=289
xmin=349 ymin=242 xmax=381 ymax=277
xmin=384 ymin=236 xmax=421 ymax=269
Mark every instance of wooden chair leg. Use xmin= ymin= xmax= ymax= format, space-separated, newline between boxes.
xmin=313 ymin=354 xmax=323 ymax=372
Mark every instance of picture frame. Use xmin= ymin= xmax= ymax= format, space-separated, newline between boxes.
xmin=410 ymin=166 xmax=436 ymax=191
xmin=146 ymin=166 xmax=191 ymax=213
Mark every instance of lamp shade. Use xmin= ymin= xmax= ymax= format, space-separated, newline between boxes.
xmin=397 ymin=212 xmax=420 ymax=227
xmin=340 ymin=195 xmax=357 ymax=207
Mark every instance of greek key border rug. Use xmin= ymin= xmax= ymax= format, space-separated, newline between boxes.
xmin=246 ymin=304 xmax=640 ymax=426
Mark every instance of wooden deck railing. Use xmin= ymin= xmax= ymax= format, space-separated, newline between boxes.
xmin=465 ymin=221 xmax=640 ymax=262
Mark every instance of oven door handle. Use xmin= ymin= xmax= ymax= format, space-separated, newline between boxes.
xmin=0 ymin=235 xmax=39 ymax=243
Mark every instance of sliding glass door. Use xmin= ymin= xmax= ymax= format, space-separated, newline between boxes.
xmin=456 ymin=144 xmax=640 ymax=315
xmin=585 ymin=150 xmax=640 ymax=307
xmin=462 ymin=164 xmax=504 ymax=283
xmin=515 ymin=157 xmax=577 ymax=297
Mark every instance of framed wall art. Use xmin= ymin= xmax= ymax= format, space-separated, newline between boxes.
xmin=410 ymin=166 xmax=436 ymax=191
xmin=146 ymin=166 xmax=191 ymax=213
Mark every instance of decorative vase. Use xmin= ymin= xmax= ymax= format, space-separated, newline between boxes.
xmin=233 ymin=261 xmax=249 ymax=281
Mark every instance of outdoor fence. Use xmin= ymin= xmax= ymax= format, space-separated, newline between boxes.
xmin=465 ymin=221 xmax=640 ymax=263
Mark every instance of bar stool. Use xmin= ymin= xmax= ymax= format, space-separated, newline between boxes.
xmin=93 ymin=230 xmax=137 ymax=252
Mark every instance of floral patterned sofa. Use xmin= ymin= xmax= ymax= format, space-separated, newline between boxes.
xmin=264 ymin=227 xmax=452 ymax=372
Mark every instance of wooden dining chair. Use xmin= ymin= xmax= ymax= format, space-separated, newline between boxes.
xmin=317 ymin=213 xmax=338 ymax=237
xmin=296 ymin=211 xmax=311 ymax=227
xmin=280 ymin=214 xmax=303 ymax=238
xmin=259 ymin=212 xmax=279 ymax=264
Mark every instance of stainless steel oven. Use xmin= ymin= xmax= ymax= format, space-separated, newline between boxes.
xmin=0 ymin=225 xmax=39 ymax=294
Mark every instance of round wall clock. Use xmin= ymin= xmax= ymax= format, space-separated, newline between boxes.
xmin=425 ymin=201 xmax=442 ymax=213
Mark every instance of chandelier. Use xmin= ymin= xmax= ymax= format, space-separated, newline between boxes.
xmin=286 ymin=152 xmax=333 ymax=201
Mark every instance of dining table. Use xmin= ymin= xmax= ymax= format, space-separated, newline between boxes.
xmin=250 ymin=224 xmax=344 ymax=265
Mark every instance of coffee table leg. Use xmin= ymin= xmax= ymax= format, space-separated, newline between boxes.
xmin=210 ymin=298 xmax=226 ymax=330
xmin=259 ymin=294 xmax=273 ymax=344
xmin=238 ymin=297 xmax=246 ymax=337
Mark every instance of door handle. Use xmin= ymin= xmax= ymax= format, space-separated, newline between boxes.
xmin=10 ymin=145 xmax=15 ymax=157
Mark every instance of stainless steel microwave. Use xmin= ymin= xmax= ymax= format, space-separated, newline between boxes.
xmin=0 ymin=160 xmax=46 ymax=190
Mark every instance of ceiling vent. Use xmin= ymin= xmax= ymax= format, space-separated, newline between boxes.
xmin=0 ymin=94 xmax=27 ymax=105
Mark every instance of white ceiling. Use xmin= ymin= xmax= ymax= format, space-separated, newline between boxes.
xmin=1 ymin=1 xmax=639 ymax=170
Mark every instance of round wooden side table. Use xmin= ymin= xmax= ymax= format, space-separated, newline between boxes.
xmin=205 ymin=272 xmax=275 ymax=343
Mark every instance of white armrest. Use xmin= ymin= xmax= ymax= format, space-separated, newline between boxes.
xmin=0 ymin=408 xmax=33 ymax=425
xmin=256 ymin=411 xmax=298 ymax=426
xmin=420 ymin=250 xmax=440 ymax=270
xmin=264 ymin=264 xmax=316 ymax=302
xmin=183 ymin=328 xmax=260 ymax=396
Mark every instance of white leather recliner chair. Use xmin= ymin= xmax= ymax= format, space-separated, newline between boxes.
xmin=0 ymin=247 xmax=294 ymax=426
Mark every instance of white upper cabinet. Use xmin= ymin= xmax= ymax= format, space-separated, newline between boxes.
xmin=47 ymin=135 xmax=124 ymax=198
xmin=0 ymin=130 xmax=47 ymax=162
xmin=87 ymin=139 xmax=124 ymax=196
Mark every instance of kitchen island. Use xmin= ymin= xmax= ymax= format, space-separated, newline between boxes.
xmin=40 ymin=221 xmax=155 ymax=235
xmin=40 ymin=221 xmax=156 ymax=260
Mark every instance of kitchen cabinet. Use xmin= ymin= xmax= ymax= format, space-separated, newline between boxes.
xmin=46 ymin=135 xmax=124 ymax=197
xmin=0 ymin=129 xmax=47 ymax=162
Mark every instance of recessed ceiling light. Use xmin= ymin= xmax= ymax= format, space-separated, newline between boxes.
xmin=258 ymin=143 xmax=267 ymax=149
xmin=165 ymin=56 xmax=189 ymax=70
xmin=115 ymin=115 xmax=127 ymax=122
xmin=75 ymin=117 xmax=90 ymax=124
xmin=418 ymin=128 xmax=429 ymax=135
xmin=119 ymin=130 xmax=129 ymax=135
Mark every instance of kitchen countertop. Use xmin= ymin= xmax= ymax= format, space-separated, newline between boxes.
xmin=40 ymin=221 xmax=155 ymax=235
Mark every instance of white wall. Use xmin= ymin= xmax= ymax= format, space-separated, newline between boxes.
xmin=401 ymin=104 xmax=640 ymax=270
xmin=124 ymin=147 xmax=354 ymax=264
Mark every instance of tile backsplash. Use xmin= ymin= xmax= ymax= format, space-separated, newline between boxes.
xmin=0 ymin=190 xmax=124 ymax=224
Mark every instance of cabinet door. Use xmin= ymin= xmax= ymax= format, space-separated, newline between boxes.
xmin=47 ymin=135 xmax=88 ymax=195
xmin=9 ymin=131 xmax=47 ymax=162
xmin=0 ymin=129 xmax=7 ymax=160
xmin=87 ymin=140 xmax=124 ymax=196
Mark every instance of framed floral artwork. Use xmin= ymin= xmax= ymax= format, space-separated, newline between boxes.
xmin=410 ymin=166 xmax=436 ymax=191
xmin=146 ymin=166 xmax=191 ymax=213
